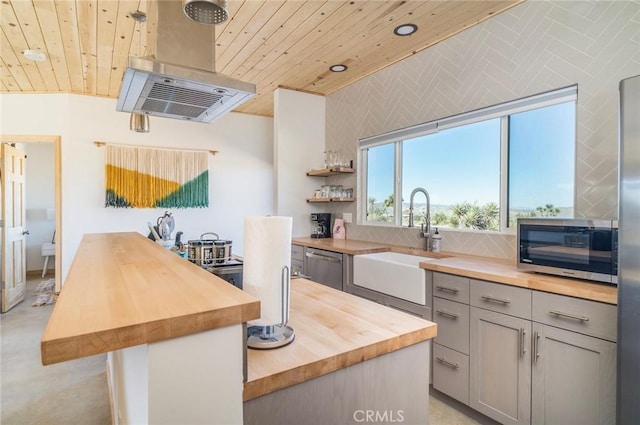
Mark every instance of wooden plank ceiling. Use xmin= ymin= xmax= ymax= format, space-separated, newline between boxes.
xmin=1 ymin=0 xmax=521 ymax=118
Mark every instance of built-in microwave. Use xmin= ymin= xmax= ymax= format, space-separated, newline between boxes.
xmin=517 ymin=218 xmax=618 ymax=284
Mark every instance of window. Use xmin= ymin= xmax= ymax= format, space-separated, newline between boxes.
xmin=358 ymin=86 xmax=577 ymax=232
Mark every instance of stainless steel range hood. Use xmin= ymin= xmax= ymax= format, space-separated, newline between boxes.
xmin=116 ymin=1 xmax=255 ymax=123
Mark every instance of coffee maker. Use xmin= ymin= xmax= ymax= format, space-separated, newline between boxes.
xmin=310 ymin=213 xmax=332 ymax=238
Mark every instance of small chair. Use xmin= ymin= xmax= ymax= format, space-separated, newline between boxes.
xmin=41 ymin=242 xmax=55 ymax=278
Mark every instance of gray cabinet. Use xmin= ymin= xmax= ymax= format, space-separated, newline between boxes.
xmin=432 ymin=273 xmax=470 ymax=404
xmin=433 ymin=343 xmax=469 ymax=405
xmin=531 ymin=323 xmax=616 ymax=425
xmin=432 ymin=271 xmax=617 ymax=425
xmin=470 ymin=307 xmax=531 ymax=425
xmin=531 ymin=291 xmax=617 ymax=425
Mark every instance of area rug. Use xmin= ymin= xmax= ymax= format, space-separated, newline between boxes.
xmin=32 ymin=278 xmax=57 ymax=306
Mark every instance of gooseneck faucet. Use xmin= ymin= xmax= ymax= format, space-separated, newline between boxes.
xmin=408 ymin=187 xmax=431 ymax=251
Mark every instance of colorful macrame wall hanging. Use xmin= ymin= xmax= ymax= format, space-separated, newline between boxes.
xmin=105 ymin=145 xmax=209 ymax=208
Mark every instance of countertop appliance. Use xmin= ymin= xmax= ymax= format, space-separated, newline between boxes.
xmin=304 ymin=247 xmax=343 ymax=291
xmin=617 ymin=74 xmax=640 ymax=423
xmin=517 ymin=218 xmax=618 ymax=284
xmin=310 ymin=213 xmax=332 ymax=238
xmin=205 ymin=259 xmax=243 ymax=290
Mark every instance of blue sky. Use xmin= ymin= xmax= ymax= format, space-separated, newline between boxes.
xmin=366 ymin=101 xmax=575 ymax=210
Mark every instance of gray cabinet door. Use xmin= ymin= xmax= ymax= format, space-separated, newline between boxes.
xmin=531 ymin=323 xmax=616 ymax=425
xmin=470 ymin=307 xmax=531 ymax=425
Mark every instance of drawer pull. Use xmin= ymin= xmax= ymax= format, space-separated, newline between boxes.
xmin=549 ymin=310 xmax=589 ymax=322
xmin=436 ymin=357 xmax=460 ymax=369
xmin=481 ymin=295 xmax=511 ymax=305
xmin=436 ymin=286 xmax=460 ymax=294
xmin=436 ymin=309 xmax=459 ymax=320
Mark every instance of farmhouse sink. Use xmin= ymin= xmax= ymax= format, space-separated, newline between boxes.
xmin=353 ymin=252 xmax=434 ymax=305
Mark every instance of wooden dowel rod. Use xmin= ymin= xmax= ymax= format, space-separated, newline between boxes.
xmin=93 ymin=141 xmax=218 ymax=155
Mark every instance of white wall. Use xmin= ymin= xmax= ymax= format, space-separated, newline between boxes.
xmin=1 ymin=93 xmax=274 ymax=283
xmin=24 ymin=143 xmax=56 ymax=273
xmin=274 ymin=89 xmax=326 ymax=237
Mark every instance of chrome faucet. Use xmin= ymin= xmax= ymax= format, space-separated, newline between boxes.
xmin=408 ymin=187 xmax=431 ymax=251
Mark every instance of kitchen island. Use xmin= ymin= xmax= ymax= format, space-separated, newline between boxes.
xmin=244 ymin=278 xmax=437 ymax=425
xmin=41 ymin=232 xmax=261 ymax=425
xmin=42 ymin=232 xmax=437 ymax=425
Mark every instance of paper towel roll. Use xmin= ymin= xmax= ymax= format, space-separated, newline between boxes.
xmin=243 ymin=216 xmax=293 ymax=326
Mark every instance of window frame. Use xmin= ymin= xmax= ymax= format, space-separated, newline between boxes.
xmin=357 ymin=85 xmax=578 ymax=233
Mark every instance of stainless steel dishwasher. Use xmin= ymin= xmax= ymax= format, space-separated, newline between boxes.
xmin=304 ymin=247 xmax=344 ymax=290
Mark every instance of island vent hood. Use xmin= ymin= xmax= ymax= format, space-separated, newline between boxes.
xmin=116 ymin=1 xmax=255 ymax=124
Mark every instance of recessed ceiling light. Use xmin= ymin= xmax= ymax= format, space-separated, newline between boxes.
xmin=393 ymin=24 xmax=418 ymax=36
xmin=23 ymin=49 xmax=46 ymax=62
xmin=329 ymin=64 xmax=348 ymax=72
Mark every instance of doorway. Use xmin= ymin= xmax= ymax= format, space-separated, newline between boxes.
xmin=1 ymin=135 xmax=61 ymax=312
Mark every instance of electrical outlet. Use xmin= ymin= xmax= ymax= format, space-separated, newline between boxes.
xmin=343 ymin=213 xmax=352 ymax=223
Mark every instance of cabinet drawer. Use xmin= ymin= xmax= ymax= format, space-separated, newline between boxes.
xmin=470 ymin=280 xmax=531 ymax=319
xmin=433 ymin=273 xmax=470 ymax=303
xmin=433 ymin=297 xmax=470 ymax=354
xmin=532 ymin=291 xmax=617 ymax=342
xmin=291 ymin=244 xmax=304 ymax=261
xmin=433 ymin=343 xmax=469 ymax=406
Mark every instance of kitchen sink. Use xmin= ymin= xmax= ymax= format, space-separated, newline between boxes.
xmin=353 ymin=252 xmax=435 ymax=305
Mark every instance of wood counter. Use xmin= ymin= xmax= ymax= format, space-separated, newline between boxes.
xmin=244 ymin=278 xmax=437 ymax=401
xmin=41 ymin=232 xmax=260 ymax=365
xmin=292 ymin=237 xmax=617 ymax=305
xmin=292 ymin=237 xmax=390 ymax=255
xmin=419 ymin=255 xmax=617 ymax=305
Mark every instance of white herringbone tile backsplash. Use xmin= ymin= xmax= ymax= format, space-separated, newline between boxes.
xmin=326 ymin=0 xmax=640 ymax=260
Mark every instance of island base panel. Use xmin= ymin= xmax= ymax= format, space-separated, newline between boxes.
xmin=108 ymin=325 xmax=245 ymax=425
xmin=244 ymin=340 xmax=430 ymax=425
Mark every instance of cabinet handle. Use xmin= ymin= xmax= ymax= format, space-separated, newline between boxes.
xmin=436 ymin=286 xmax=460 ymax=294
xmin=548 ymin=310 xmax=589 ymax=322
xmin=519 ymin=328 xmax=527 ymax=358
xmin=533 ymin=331 xmax=540 ymax=364
xmin=481 ymin=295 xmax=511 ymax=305
xmin=436 ymin=309 xmax=459 ymax=319
xmin=436 ymin=357 xmax=460 ymax=369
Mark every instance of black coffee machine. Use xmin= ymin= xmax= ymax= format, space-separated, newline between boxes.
xmin=311 ymin=213 xmax=332 ymax=238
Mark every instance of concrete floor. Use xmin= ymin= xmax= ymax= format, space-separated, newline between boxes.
xmin=1 ymin=278 xmax=490 ymax=425
xmin=1 ymin=278 xmax=110 ymax=425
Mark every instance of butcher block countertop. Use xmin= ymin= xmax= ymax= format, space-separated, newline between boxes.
xmin=244 ymin=278 xmax=437 ymax=401
xmin=292 ymin=237 xmax=390 ymax=255
xmin=292 ymin=237 xmax=617 ymax=305
xmin=41 ymin=232 xmax=260 ymax=366
xmin=419 ymin=255 xmax=617 ymax=305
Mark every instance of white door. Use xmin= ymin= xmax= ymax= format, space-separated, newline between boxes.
xmin=1 ymin=143 xmax=27 ymax=313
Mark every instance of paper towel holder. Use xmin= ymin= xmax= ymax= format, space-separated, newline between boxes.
xmin=247 ymin=265 xmax=295 ymax=349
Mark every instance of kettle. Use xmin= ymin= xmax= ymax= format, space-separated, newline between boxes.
xmin=157 ymin=211 xmax=175 ymax=240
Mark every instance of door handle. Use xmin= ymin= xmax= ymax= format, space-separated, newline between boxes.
xmin=533 ymin=331 xmax=540 ymax=364
xmin=519 ymin=328 xmax=527 ymax=358
xmin=22 ymin=230 xmax=30 ymax=235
